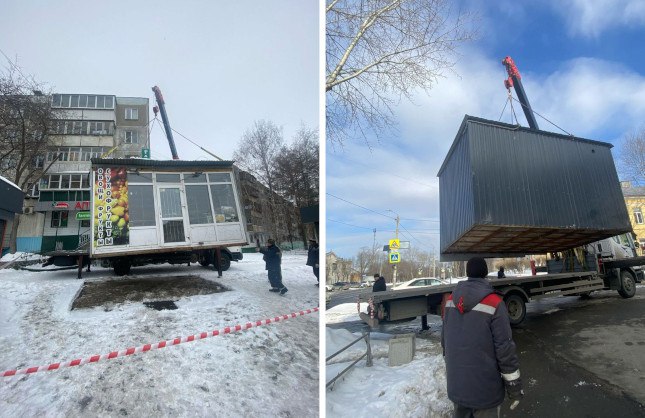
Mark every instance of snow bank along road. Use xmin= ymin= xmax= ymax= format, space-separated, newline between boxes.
xmin=0 ymin=252 xmax=319 ymax=417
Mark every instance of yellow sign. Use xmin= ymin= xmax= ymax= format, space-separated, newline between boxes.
xmin=389 ymin=239 xmax=400 ymax=250
xmin=389 ymin=251 xmax=401 ymax=264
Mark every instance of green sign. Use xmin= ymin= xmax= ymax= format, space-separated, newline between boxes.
xmin=76 ymin=211 xmax=90 ymax=220
xmin=141 ymin=148 xmax=150 ymax=159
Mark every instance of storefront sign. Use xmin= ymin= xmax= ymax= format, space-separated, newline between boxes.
xmin=75 ymin=201 xmax=90 ymax=210
xmin=93 ymin=167 xmax=129 ymax=247
xmin=76 ymin=211 xmax=90 ymax=220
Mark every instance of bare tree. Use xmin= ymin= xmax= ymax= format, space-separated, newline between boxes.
xmin=233 ymin=120 xmax=285 ymax=239
xmin=354 ymin=246 xmax=374 ymax=277
xmin=0 ymin=59 xmax=62 ymax=253
xmin=326 ymin=0 xmax=475 ymax=147
xmin=274 ymin=125 xmax=319 ymax=208
xmin=620 ymin=128 xmax=645 ymax=185
xmin=273 ymin=125 xmax=319 ymax=247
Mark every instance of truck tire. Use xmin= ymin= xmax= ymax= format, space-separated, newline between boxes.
xmin=113 ymin=258 xmax=131 ymax=276
xmin=618 ymin=271 xmax=636 ymax=299
xmin=199 ymin=250 xmax=213 ymax=267
xmin=504 ymin=294 xmax=526 ymax=326
xmin=214 ymin=253 xmax=231 ymax=271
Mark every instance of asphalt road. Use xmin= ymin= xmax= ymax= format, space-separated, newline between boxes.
xmin=503 ymin=286 xmax=645 ymax=417
xmin=328 ymin=286 xmax=645 ymax=417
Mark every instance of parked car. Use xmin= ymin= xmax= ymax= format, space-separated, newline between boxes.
xmin=325 ymin=284 xmax=334 ymax=292
xmin=332 ymin=281 xmax=350 ymax=291
xmin=360 ymin=282 xmax=372 ymax=288
xmin=393 ymin=277 xmax=444 ymax=290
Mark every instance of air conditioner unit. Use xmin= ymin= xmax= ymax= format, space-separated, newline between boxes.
xmin=23 ymin=207 xmax=35 ymax=215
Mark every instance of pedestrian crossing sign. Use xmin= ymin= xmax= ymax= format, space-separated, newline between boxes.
xmin=389 ymin=251 xmax=401 ymax=264
xmin=389 ymin=239 xmax=400 ymax=250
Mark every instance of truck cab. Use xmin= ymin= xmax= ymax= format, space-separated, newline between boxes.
xmin=587 ymin=233 xmax=639 ymax=260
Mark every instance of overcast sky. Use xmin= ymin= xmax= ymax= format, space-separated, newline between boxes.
xmin=0 ymin=0 xmax=319 ymax=161
xmin=327 ymin=0 xmax=645 ymax=259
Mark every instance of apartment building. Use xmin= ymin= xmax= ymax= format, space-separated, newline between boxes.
xmin=18 ymin=93 xmax=149 ymax=252
xmin=237 ymin=169 xmax=304 ymax=249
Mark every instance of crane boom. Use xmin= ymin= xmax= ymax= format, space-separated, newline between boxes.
xmin=151 ymin=86 xmax=180 ymax=160
xmin=502 ymin=56 xmax=539 ymax=130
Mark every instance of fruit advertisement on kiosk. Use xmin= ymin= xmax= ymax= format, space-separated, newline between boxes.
xmin=93 ymin=167 xmax=129 ymax=247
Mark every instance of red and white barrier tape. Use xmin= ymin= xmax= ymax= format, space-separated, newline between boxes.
xmin=2 ymin=307 xmax=318 ymax=378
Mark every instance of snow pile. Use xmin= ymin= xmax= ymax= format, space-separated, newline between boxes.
xmin=0 ymin=253 xmax=319 ymax=417
xmin=325 ymin=305 xmax=452 ymax=418
xmin=0 ymin=252 xmax=44 ymax=263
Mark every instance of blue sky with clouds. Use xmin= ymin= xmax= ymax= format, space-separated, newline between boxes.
xmin=326 ymin=0 xmax=645 ymax=259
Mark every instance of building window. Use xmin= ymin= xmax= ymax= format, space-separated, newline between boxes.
xmin=51 ymin=211 xmax=69 ymax=228
xmin=635 ymin=208 xmax=643 ymax=224
xmin=49 ymin=175 xmax=61 ymax=189
xmin=70 ymin=174 xmax=82 ymax=189
xmin=128 ymin=185 xmax=156 ymax=227
xmin=69 ymin=147 xmax=81 ymax=161
xmin=34 ymin=155 xmax=45 ymax=168
xmin=80 ymin=220 xmax=91 ymax=228
xmin=60 ymin=175 xmax=70 ymax=189
xmin=26 ymin=183 xmax=40 ymax=198
xmin=124 ymin=130 xmax=138 ymax=144
xmin=186 ymin=185 xmax=213 ymax=224
xmin=125 ymin=108 xmax=139 ymax=120
xmin=210 ymin=184 xmax=239 ymax=223
xmin=51 ymin=94 xmax=115 ymax=109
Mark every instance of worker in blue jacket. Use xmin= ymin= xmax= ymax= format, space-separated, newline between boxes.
xmin=257 ymin=238 xmax=288 ymax=295
xmin=442 ymin=257 xmax=523 ymax=417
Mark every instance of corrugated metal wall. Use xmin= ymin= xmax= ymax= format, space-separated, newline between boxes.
xmin=439 ymin=125 xmax=474 ymax=253
xmin=439 ymin=116 xmax=631 ymax=259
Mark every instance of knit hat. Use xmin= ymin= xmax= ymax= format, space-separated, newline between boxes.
xmin=467 ymin=257 xmax=488 ymax=278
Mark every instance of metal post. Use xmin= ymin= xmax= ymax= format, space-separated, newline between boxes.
xmin=215 ymin=248 xmax=223 ymax=278
xmin=421 ymin=314 xmax=429 ymax=331
xmin=364 ymin=330 xmax=373 ymax=367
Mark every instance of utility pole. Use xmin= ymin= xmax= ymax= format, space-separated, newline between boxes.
xmin=393 ymin=214 xmax=399 ymax=284
xmin=371 ymin=228 xmax=377 ymax=272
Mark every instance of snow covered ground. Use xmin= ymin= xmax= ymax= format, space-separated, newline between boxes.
xmin=0 ymin=252 xmax=320 ymax=417
xmin=326 ymin=303 xmax=452 ymax=418
xmin=326 ymin=285 xmax=645 ymax=418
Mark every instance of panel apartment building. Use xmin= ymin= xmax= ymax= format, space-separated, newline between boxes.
xmin=17 ymin=93 xmax=149 ymax=253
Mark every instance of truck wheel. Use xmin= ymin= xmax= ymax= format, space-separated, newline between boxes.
xmin=214 ymin=253 xmax=231 ymax=271
xmin=505 ymin=294 xmax=526 ymax=326
xmin=199 ymin=250 xmax=213 ymax=267
xmin=618 ymin=271 xmax=636 ymax=299
xmin=113 ymin=258 xmax=131 ymax=276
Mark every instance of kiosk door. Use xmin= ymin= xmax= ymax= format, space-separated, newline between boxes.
xmin=158 ymin=186 xmax=187 ymax=244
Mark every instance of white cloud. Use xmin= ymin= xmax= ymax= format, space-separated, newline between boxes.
xmin=553 ymin=0 xmax=645 ymax=37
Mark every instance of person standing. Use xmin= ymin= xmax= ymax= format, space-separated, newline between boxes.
xmin=256 ymin=239 xmax=288 ymax=295
xmin=306 ymin=239 xmax=319 ymax=286
xmin=442 ymin=257 xmax=523 ymax=417
xmin=372 ymin=274 xmax=386 ymax=292
xmin=497 ymin=266 xmax=506 ymax=278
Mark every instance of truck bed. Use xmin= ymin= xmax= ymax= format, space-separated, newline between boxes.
xmin=359 ymin=272 xmax=599 ymax=303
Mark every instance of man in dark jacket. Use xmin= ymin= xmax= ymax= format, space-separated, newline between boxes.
xmin=372 ymin=274 xmax=386 ymax=292
xmin=498 ymin=266 xmax=506 ymax=278
xmin=442 ymin=257 xmax=523 ymax=417
xmin=306 ymin=239 xmax=319 ymax=285
xmin=257 ymin=239 xmax=288 ymax=295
